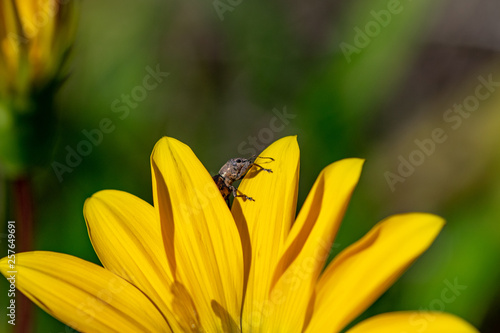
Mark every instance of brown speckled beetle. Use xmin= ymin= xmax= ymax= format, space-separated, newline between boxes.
xmin=212 ymin=156 xmax=274 ymax=205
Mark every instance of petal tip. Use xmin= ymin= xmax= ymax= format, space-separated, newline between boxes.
xmin=405 ymin=212 xmax=446 ymax=229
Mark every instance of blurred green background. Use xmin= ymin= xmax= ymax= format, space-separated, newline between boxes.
xmin=2 ymin=0 xmax=500 ymax=331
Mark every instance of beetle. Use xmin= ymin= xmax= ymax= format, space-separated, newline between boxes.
xmin=212 ymin=156 xmax=274 ymax=205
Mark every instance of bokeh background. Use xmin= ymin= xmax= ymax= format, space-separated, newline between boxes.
xmin=1 ymin=0 xmax=500 ymax=331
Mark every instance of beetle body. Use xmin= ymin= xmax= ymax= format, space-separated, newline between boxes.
xmin=213 ymin=156 xmax=273 ymax=205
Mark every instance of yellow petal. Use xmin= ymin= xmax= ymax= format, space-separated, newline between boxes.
xmin=305 ymin=213 xmax=445 ymax=332
xmin=0 ymin=251 xmax=170 ymax=333
xmin=151 ymin=137 xmax=243 ymax=332
xmin=265 ymin=158 xmax=364 ymax=332
xmin=1 ymin=0 xmax=21 ymax=76
xmin=231 ymin=136 xmax=300 ymax=331
xmin=346 ymin=311 xmax=479 ymax=333
xmin=84 ymin=190 xmax=191 ymax=332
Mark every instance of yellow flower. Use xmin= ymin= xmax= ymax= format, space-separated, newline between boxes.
xmin=0 ymin=0 xmax=78 ymax=174
xmin=0 ymin=0 xmax=78 ymax=100
xmin=0 ymin=136 xmax=478 ymax=332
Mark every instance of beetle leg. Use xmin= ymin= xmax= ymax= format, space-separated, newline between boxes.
xmin=230 ymin=185 xmax=254 ymax=201
xmin=256 ymin=156 xmax=274 ymax=161
xmin=251 ymin=163 xmax=273 ymax=173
